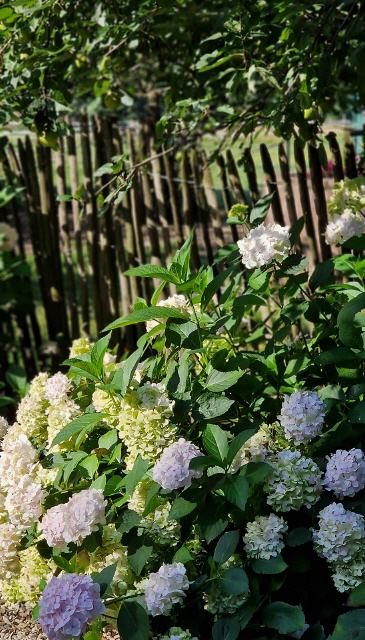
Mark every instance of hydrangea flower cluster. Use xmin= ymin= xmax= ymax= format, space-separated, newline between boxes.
xmin=0 ymin=547 xmax=53 ymax=605
xmin=117 ymin=386 xmax=178 ymax=469
xmin=237 ymin=223 xmax=290 ymax=269
xmin=137 ymin=382 xmax=175 ymax=411
xmin=324 ymin=448 xmax=365 ymax=498
xmin=243 ymin=514 xmax=288 ymax=559
xmin=313 ymin=503 xmax=365 ymax=591
xmin=45 ymin=372 xmax=72 ymax=403
xmin=0 ymin=523 xmax=21 ymax=578
xmin=265 ymin=450 xmax=322 ymax=512
xmin=41 ymin=489 xmax=106 ymax=548
xmin=278 ymin=390 xmax=325 ymax=444
xmin=152 ymin=438 xmax=203 ymax=490
xmin=16 ymin=372 xmax=49 ymax=442
xmin=69 ymin=336 xmax=92 ymax=357
xmin=325 ymin=209 xmax=365 ymax=245
xmin=143 ymin=563 xmax=189 ymax=616
xmin=0 ymin=415 xmax=9 ymax=442
xmin=328 ymin=177 xmax=365 ymax=217
xmin=138 ymin=502 xmax=181 ymax=546
xmin=0 ymin=221 xmax=18 ymax=251
xmin=46 ymin=397 xmax=81 ymax=449
xmin=38 ymin=574 xmax=105 ymax=640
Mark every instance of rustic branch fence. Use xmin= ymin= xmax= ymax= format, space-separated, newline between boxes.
xmin=0 ymin=115 xmax=360 ymax=376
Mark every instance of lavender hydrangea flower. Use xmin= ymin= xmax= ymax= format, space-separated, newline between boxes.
xmin=278 ymin=390 xmax=325 ymax=444
xmin=38 ymin=574 xmax=105 ymax=640
xmin=152 ymin=438 xmax=203 ymax=490
xmin=324 ymin=449 xmax=365 ymax=498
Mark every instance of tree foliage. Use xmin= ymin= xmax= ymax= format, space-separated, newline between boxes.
xmin=0 ymin=1 xmax=364 ymax=139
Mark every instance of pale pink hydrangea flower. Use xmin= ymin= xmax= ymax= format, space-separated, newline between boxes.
xmin=324 ymin=449 xmax=365 ymax=498
xmin=152 ymin=438 xmax=203 ymax=490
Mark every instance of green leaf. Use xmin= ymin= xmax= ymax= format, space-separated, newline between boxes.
xmin=203 ymin=424 xmax=229 ymax=462
xmin=232 ymin=294 xmax=265 ymax=318
xmin=104 ymin=306 xmax=188 ymax=331
xmin=199 ymin=502 xmax=228 ymax=543
xmin=51 ymin=413 xmax=104 ymax=447
xmin=226 ymin=429 xmax=256 ymax=466
xmin=117 ymin=600 xmax=150 ymax=640
xmin=79 ymin=454 xmax=99 ymax=478
xmin=91 ymin=563 xmax=117 ymax=596
xmin=331 ymin=610 xmax=365 ymax=639
xmin=115 ymin=348 xmax=144 ymax=396
xmin=243 ymin=461 xmax=273 ymax=485
xmin=223 ymin=476 xmax=249 ymax=511
xmin=166 ymin=320 xmax=200 ymax=349
xmin=124 ymin=264 xmax=179 ymax=284
xmin=128 ymin=545 xmax=153 ymax=576
xmin=349 ymin=401 xmax=365 ymax=424
xmin=201 ymin=266 xmax=234 ymax=310
xmin=248 ymin=269 xmax=271 ymax=291
xmin=348 ymin=583 xmax=365 ymax=608
xmin=205 ymin=369 xmax=243 ymax=393
xmin=250 ymin=193 xmax=273 ymax=226
xmin=309 ymin=259 xmax=334 ymax=290
xmin=90 ymin=332 xmax=111 ymax=373
xmin=212 ymin=617 xmax=240 ymax=640
xmin=287 ymin=527 xmax=312 ymax=547
xmin=289 ymin=217 xmax=305 ymax=245
xmin=263 ymin=602 xmax=305 ymax=635
xmin=252 ymin=555 xmax=288 ymax=574
xmin=213 ymin=530 xmax=240 ymax=564
xmin=198 ymin=393 xmax=234 ymax=420
xmin=338 ymin=293 xmax=365 ymax=348
xmin=221 ymin=567 xmax=249 ymax=595
xmin=98 ymin=429 xmax=119 ymax=450
xmin=124 ymin=456 xmax=150 ymax=496
xmin=169 ymin=497 xmax=197 ymax=520
xmin=173 ymin=545 xmax=193 ymax=564
xmin=63 ymin=451 xmax=88 ymax=482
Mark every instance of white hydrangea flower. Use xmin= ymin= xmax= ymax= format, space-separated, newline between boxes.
xmin=69 ymin=336 xmax=93 ymax=358
xmin=324 ymin=449 xmax=365 ymax=498
xmin=328 ymin=178 xmax=365 ymax=217
xmin=92 ymin=388 xmax=117 ymax=414
xmin=117 ymin=391 xmax=178 ymax=469
xmin=146 ymin=295 xmax=192 ymax=332
xmin=278 ymin=390 xmax=326 ymax=444
xmin=313 ymin=503 xmax=365 ymax=564
xmin=243 ymin=514 xmax=288 ymax=559
xmin=0 ymin=546 xmax=53 ymax=606
xmin=66 ymin=489 xmax=106 ymax=544
xmin=41 ymin=489 xmax=106 ymax=548
xmin=46 ymin=397 xmax=81 ymax=448
xmin=16 ymin=372 xmax=49 ymax=441
xmin=0 ymin=222 xmax=18 ymax=252
xmin=5 ymin=475 xmax=45 ymax=530
xmin=265 ymin=450 xmax=322 ymax=512
xmin=0 ymin=490 xmax=7 ymax=524
xmin=230 ymin=427 xmax=270 ymax=472
xmin=152 ymin=438 xmax=203 ymax=490
xmin=45 ymin=372 xmax=72 ymax=404
xmin=0 ymin=416 xmax=9 ymax=442
xmin=0 ymin=434 xmax=38 ymax=490
xmin=144 ymin=562 xmax=189 ymax=616
xmin=332 ymin=557 xmax=365 ymax=593
xmin=237 ymin=223 xmax=290 ymax=269
xmin=0 ymin=523 xmax=21 ymax=579
xmin=325 ymin=209 xmax=365 ymax=245
xmin=137 ymin=382 xmax=175 ymax=411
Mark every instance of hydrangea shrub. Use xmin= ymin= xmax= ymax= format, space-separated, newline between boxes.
xmin=3 ymin=186 xmax=365 ymax=639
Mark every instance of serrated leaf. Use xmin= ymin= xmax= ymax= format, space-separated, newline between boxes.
xmin=263 ymin=602 xmax=305 ymax=635
xmin=198 ymin=393 xmax=234 ymax=420
xmin=223 ymin=476 xmax=249 ymax=511
xmin=124 ymin=264 xmax=179 ymax=284
xmin=105 ymin=306 xmax=188 ymax=330
xmin=128 ymin=545 xmax=153 ymax=576
xmin=52 ymin=413 xmax=105 ymax=447
xmin=221 ymin=567 xmax=249 ymax=595
xmin=226 ymin=429 xmax=256 ymax=466
xmin=169 ymin=497 xmax=197 ymax=520
xmin=252 ymin=555 xmax=287 ymax=574
xmin=117 ymin=600 xmax=150 ymax=640
xmin=203 ymin=424 xmax=229 ymax=462
xmin=205 ymin=369 xmax=243 ymax=393
xmin=213 ymin=530 xmax=239 ymax=564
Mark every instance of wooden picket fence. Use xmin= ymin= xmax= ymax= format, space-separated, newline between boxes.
xmin=0 ymin=114 xmax=361 ymax=375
